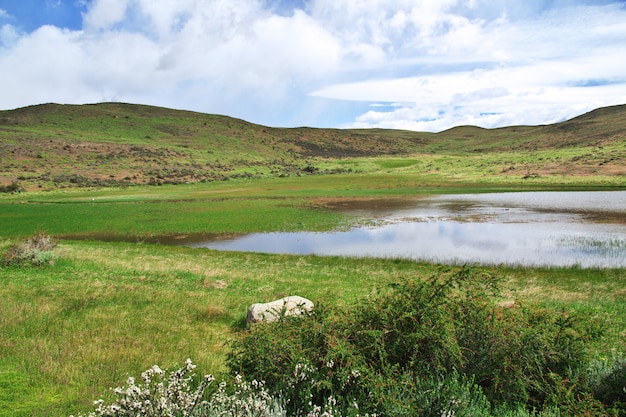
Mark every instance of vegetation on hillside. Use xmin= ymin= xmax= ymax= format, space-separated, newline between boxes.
xmin=1 ymin=102 xmax=624 ymax=190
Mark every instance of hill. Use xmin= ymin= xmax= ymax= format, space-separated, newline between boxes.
xmin=0 ymin=102 xmax=624 ymax=189
xmin=435 ymin=104 xmax=626 ymax=153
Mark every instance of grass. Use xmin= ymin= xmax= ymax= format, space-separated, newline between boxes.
xmin=0 ymin=238 xmax=623 ymax=416
xmin=0 ymin=241 xmax=425 ymax=416
xmin=0 ymin=102 xmax=625 ymax=415
xmin=0 ymin=195 xmax=348 ymax=237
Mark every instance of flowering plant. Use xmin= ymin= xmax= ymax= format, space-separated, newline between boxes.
xmin=71 ymin=359 xmax=212 ymax=417
xmin=71 ymin=360 xmax=373 ymax=417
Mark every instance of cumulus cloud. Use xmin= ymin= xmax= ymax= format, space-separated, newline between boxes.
xmin=310 ymin=2 xmax=626 ymax=130
xmin=0 ymin=24 xmax=19 ymax=48
xmin=0 ymin=0 xmax=624 ymax=130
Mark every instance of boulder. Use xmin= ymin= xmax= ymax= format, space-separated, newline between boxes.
xmin=246 ymin=296 xmax=314 ymax=324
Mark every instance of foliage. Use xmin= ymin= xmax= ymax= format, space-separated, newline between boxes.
xmin=2 ymin=231 xmax=57 ymax=266
xmin=0 ymin=181 xmax=24 ymax=193
xmin=584 ymin=352 xmax=626 ymax=416
xmin=228 ymin=267 xmax=617 ymax=416
xmin=70 ymin=359 xmax=376 ymax=417
xmin=70 ymin=359 xmax=211 ymax=417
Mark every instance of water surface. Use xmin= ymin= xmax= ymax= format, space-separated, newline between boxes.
xmin=190 ymin=191 xmax=626 ymax=268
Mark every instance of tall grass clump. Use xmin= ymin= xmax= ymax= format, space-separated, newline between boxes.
xmin=228 ymin=267 xmax=623 ymax=416
xmin=1 ymin=231 xmax=57 ymax=266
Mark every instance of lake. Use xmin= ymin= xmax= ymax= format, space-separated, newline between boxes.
xmin=189 ymin=191 xmax=626 ymax=268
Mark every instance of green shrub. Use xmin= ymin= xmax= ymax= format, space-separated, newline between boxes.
xmin=228 ymin=267 xmax=614 ymax=416
xmin=585 ymin=352 xmax=626 ymax=416
xmin=2 ymin=231 xmax=58 ymax=266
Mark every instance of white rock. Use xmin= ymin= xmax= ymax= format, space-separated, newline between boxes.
xmin=246 ymin=296 xmax=314 ymax=324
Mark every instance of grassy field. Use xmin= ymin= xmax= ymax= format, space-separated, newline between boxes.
xmin=1 ymin=238 xmax=624 ymax=416
xmin=1 ymin=103 xmax=625 ymax=415
xmin=1 ymin=176 xmax=625 ymax=416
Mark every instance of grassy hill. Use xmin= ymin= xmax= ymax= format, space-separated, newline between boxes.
xmin=1 ymin=102 xmax=624 ymax=189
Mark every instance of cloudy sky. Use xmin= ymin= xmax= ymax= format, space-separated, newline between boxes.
xmin=0 ymin=0 xmax=625 ymax=132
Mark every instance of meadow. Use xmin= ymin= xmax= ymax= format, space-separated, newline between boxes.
xmin=1 ymin=103 xmax=625 ymax=415
xmin=1 ymin=175 xmax=625 ymax=416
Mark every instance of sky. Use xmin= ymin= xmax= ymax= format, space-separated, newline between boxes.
xmin=0 ymin=0 xmax=625 ymax=132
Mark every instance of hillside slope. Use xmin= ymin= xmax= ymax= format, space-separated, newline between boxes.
xmin=0 ymin=102 xmax=624 ymax=189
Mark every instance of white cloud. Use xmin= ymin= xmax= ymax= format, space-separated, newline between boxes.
xmin=0 ymin=24 xmax=19 ymax=48
xmin=83 ymin=0 xmax=131 ymax=31
xmin=310 ymin=2 xmax=626 ymax=131
xmin=0 ymin=0 xmax=624 ymax=130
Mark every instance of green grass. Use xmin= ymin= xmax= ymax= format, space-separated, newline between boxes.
xmin=3 ymin=174 xmax=621 ymax=240
xmin=0 ymin=238 xmax=623 ymax=416
xmin=0 ymin=196 xmax=347 ymax=237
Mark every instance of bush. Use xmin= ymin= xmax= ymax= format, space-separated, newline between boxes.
xmin=585 ymin=352 xmax=626 ymax=416
xmin=71 ymin=359 xmax=374 ymax=417
xmin=2 ymin=231 xmax=58 ymax=266
xmin=228 ymin=267 xmax=615 ymax=416
xmin=71 ymin=359 xmax=211 ymax=417
xmin=0 ymin=180 xmax=24 ymax=193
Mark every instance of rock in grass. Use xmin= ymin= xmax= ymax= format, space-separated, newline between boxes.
xmin=246 ymin=296 xmax=314 ymax=324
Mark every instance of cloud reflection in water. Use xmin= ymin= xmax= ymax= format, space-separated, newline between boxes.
xmin=191 ymin=192 xmax=626 ymax=268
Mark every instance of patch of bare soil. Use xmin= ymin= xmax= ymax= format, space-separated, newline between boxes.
xmin=309 ymin=196 xmax=425 ymax=212
xmin=503 ymin=158 xmax=625 ymax=179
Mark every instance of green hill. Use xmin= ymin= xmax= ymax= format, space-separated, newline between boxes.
xmin=1 ymin=102 xmax=624 ymax=189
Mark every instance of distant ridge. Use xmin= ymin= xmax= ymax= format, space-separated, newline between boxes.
xmin=1 ymin=102 xmax=624 ymax=189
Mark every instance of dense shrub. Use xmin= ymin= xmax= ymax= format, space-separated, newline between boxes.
xmin=228 ymin=267 xmax=616 ymax=416
xmin=585 ymin=352 xmax=626 ymax=416
xmin=2 ymin=231 xmax=58 ymax=266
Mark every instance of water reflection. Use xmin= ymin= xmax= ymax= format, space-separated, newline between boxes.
xmin=189 ymin=191 xmax=626 ymax=268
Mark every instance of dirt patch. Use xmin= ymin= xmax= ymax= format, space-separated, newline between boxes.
xmin=309 ymin=196 xmax=427 ymax=213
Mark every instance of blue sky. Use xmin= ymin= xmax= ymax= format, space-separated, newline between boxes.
xmin=0 ymin=0 xmax=84 ymax=32
xmin=0 ymin=0 xmax=625 ymax=131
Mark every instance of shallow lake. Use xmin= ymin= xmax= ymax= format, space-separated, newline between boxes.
xmin=189 ymin=191 xmax=626 ymax=268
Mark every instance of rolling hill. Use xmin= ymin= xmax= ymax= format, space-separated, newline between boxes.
xmin=1 ymin=102 xmax=624 ymax=190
